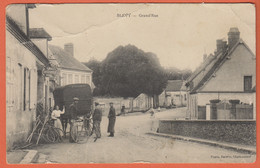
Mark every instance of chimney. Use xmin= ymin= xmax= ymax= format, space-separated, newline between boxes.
xmin=228 ymin=27 xmax=240 ymax=50
xmin=216 ymin=39 xmax=228 ymax=53
xmin=64 ymin=43 xmax=74 ymax=57
xmin=222 ymin=40 xmax=227 ymax=52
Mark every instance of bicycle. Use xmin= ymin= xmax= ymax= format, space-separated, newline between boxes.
xmin=36 ymin=119 xmax=64 ymax=143
xmin=84 ymin=116 xmax=93 ymax=136
xmin=70 ymin=116 xmax=93 ymax=143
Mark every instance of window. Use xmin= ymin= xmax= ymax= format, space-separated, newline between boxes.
xmin=6 ymin=57 xmax=14 ymax=110
xmin=17 ymin=64 xmax=23 ymax=110
xmin=244 ymin=76 xmax=252 ymax=92
xmin=62 ymin=73 xmax=67 ymax=86
xmin=23 ymin=68 xmax=30 ymax=111
xmin=23 ymin=68 xmax=27 ymax=110
xmin=29 ymin=69 xmax=37 ymax=110
xmin=81 ymin=75 xmax=86 ymax=83
xmin=86 ymin=75 xmax=90 ymax=84
xmin=68 ymin=74 xmax=73 ymax=84
xmin=75 ymin=75 xmax=79 ymax=83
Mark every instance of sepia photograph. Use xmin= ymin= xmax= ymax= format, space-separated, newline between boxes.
xmin=5 ymin=3 xmax=256 ymax=164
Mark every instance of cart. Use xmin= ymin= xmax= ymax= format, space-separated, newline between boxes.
xmin=53 ymin=84 xmax=93 ymax=143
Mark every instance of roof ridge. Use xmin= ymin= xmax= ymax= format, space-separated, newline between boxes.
xmin=186 ymin=53 xmax=218 ymax=84
xmin=190 ymin=40 xmax=246 ymax=93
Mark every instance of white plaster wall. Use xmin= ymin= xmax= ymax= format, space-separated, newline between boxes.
xmin=6 ymin=4 xmax=28 ymax=35
xmin=60 ymin=69 xmax=92 ymax=87
xmin=6 ymin=30 xmax=38 ymax=150
xmin=201 ymin=44 xmax=256 ymax=92
xmin=31 ymin=39 xmax=48 ymax=57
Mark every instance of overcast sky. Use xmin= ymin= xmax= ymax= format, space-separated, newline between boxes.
xmin=29 ymin=3 xmax=255 ymax=70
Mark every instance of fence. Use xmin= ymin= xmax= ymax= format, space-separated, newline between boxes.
xmin=197 ymin=101 xmax=253 ymax=120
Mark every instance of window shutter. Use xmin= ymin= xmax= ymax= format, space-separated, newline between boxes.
xmin=30 ymin=69 xmax=37 ymax=110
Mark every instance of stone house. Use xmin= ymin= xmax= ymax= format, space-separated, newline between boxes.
xmin=6 ymin=4 xmax=50 ymax=150
xmin=185 ymin=27 xmax=256 ymax=120
xmin=48 ymin=44 xmax=93 ymax=89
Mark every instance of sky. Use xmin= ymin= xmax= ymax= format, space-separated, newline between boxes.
xmin=29 ymin=3 xmax=255 ymax=70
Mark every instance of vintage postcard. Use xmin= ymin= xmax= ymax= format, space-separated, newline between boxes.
xmin=5 ymin=3 xmax=256 ymax=164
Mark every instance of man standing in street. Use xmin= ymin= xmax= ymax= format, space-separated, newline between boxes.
xmin=107 ymin=102 xmax=116 ymax=137
xmin=92 ymin=102 xmax=102 ymax=142
xmin=69 ymin=97 xmax=79 ymax=142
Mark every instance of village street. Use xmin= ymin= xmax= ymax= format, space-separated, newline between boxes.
xmin=31 ymin=108 xmax=255 ymax=163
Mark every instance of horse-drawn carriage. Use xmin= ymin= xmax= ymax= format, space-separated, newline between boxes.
xmin=53 ymin=84 xmax=93 ymax=142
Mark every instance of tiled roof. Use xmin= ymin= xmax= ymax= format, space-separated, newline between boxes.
xmin=190 ymin=39 xmax=255 ymax=94
xmin=29 ymin=28 xmax=52 ymax=40
xmin=186 ymin=54 xmax=216 ymax=84
xmin=165 ymin=80 xmax=183 ymax=92
xmin=49 ymin=45 xmax=92 ymax=72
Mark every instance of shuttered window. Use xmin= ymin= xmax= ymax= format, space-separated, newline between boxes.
xmin=17 ymin=63 xmax=23 ymax=110
xmin=6 ymin=57 xmax=15 ymax=112
xmin=23 ymin=68 xmax=30 ymax=111
xmin=29 ymin=69 xmax=37 ymax=110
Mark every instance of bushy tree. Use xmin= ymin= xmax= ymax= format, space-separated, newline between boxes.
xmin=83 ymin=44 xmax=191 ymax=98
xmin=164 ymin=67 xmax=192 ymax=80
xmin=87 ymin=45 xmax=167 ymax=97
xmin=83 ymin=59 xmax=102 ymax=86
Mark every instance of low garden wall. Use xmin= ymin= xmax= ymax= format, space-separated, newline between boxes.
xmin=159 ymin=120 xmax=256 ymax=146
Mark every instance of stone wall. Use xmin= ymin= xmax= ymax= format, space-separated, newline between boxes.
xmin=93 ymin=97 xmax=133 ymax=116
xmin=159 ymin=120 xmax=256 ymax=146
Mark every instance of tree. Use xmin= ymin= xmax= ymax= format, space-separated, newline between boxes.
xmin=164 ymin=67 xmax=192 ymax=80
xmin=83 ymin=59 xmax=102 ymax=87
xmin=93 ymin=44 xmax=168 ymax=97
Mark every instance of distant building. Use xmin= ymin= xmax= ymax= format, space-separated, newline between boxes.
xmin=159 ymin=80 xmax=187 ymax=107
xmin=48 ymin=44 xmax=94 ymax=88
xmin=185 ymin=27 xmax=256 ymax=120
xmin=133 ymin=93 xmax=153 ymax=111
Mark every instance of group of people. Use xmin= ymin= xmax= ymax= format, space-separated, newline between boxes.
xmin=92 ymin=101 xmax=116 ymax=141
xmin=51 ymin=97 xmax=117 ymax=142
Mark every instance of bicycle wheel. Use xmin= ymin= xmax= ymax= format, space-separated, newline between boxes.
xmin=71 ymin=125 xmax=79 ymax=143
xmin=46 ymin=128 xmax=56 ymax=143
xmin=84 ymin=119 xmax=93 ymax=136
xmin=52 ymin=127 xmax=64 ymax=142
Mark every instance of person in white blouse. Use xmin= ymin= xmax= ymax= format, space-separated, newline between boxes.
xmin=51 ymin=105 xmax=65 ymax=136
xmin=149 ymin=108 xmax=158 ymax=132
